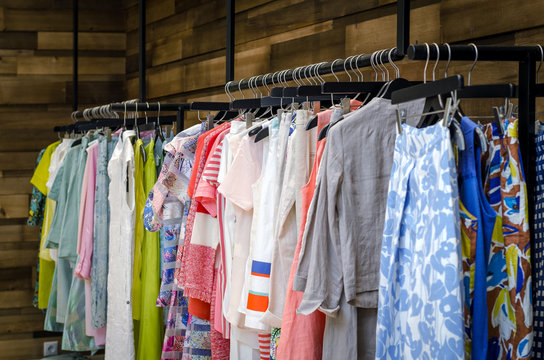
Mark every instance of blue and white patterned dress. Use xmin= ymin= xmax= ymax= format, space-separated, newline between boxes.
xmin=376 ymin=123 xmax=464 ymax=359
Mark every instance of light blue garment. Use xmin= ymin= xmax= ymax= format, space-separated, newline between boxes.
xmin=45 ymin=146 xmax=78 ymax=250
xmin=91 ymin=136 xmax=118 ymax=329
xmin=58 ymin=137 xmax=89 ymax=260
xmin=62 ymin=256 xmax=97 ymax=351
xmin=45 ymin=143 xmax=80 ymax=323
xmin=376 ymin=123 xmax=464 ymax=359
xmin=44 ymin=267 xmax=64 ymax=332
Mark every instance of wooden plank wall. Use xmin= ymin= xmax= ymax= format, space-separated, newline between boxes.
xmin=0 ymin=0 xmax=125 ymax=358
xmin=125 ymin=0 xmax=544 ymax=125
xmin=1 ymin=0 xmax=544 ymax=358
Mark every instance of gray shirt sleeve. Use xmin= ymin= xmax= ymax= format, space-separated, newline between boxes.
xmin=296 ymin=134 xmax=344 ymax=316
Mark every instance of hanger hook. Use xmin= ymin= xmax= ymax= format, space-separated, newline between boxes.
xmin=292 ymin=67 xmax=300 ymax=86
xmin=388 ymin=48 xmax=400 ymax=79
xmin=262 ymin=73 xmax=271 ymax=94
xmin=432 ymin=43 xmax=440 ymax=81
xmin=349 ymin=55 xmax=361 ymax=81
xmin=331 ymin=59 xmax=342 ymax=82
xmin=353 ymin=54 xmax=364 ymax=82
xmin=134 ymin=102 xmax=138 ymax=127
xmin=310 ymin=64 xmax=319 ymax=85
xmin=256 ymin=76 xmax=263 ymax=97
xmin=303 ymin=65 xmax=311 ymax=84
xmin=381 ymin=49 xmax=390 ymax=81
xmin=537 ymin=44 xmax=543 ymax=83
xmin=145 ymin=102 xmax=149 ymax=124
xmin=296 ymin=67 xmax=305 ymax=85
xmin=444 ymin=43 xmax=452 ymax=78
xmin=270 ymin=71 xmax=278 ymax=88
xmin=225 ymin=81 xmax=234 ymax=101
xmin=467 ymin=43 xmax=478 ymax=86
xmin=343 ymin=57 xmax=353 ymax=82
xmin=157 ymin=102 xmax=160 ymax=124
xmin=238 ymin=78 xmax=246 ymax=99
xmin=423 ymin=43 xmax=430 ymax=83
xmin=317 ymin=62 xmax=327 ymax=84
xmin=123 ymin=102 xmax=127 ymax=127
xmin=283 ymin=69 xmax=291 ymax=86
xmin=371 ymin=51 xmax=379 ymax=81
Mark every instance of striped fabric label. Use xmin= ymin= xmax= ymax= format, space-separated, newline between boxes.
xmin=251 ymin=260 xmax=271 ymax=278
xmin=247 ymin=290 xmax=269 ymax=312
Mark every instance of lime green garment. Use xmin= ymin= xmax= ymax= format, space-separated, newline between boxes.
xmin=30 ymin=141 xmax=59 ymax=195
xmin=137 ymin=139 xmax=164 ymax=360
xmin=30 ymin=141 xmax=60 ymax=309
xmin=132 ymin=139 xmax=145 ymax=322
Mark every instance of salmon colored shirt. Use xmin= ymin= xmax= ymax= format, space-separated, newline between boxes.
xmin=277 ymin=110 xmax=332 ymax=360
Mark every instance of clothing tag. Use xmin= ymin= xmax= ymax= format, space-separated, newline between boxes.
xmin=536 ymin=120 xmax=542 ymax=135
xmin=245 ymin=113 xmax=254 ymax=129
xmin=341 ymin=98 xmax=351 ymax=114
xmin=303 ymin=101 xmax=311 ymax=111
xmin=313 ymin=101 xmax=320 ymax=115
xmin=207 ymin=113 xmax=214 ymax=130
xmin=106 ymin=128 xmax=112 ymax=142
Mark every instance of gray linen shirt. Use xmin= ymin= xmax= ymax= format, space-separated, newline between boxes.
xmin=294 ymin=97 xmax=425 ymax=314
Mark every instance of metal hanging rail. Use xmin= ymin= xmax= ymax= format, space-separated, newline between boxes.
xmin=72 ymin=0 xmax=78 ymax=112
xmin=226 ymin=0 xmax=235 ymax=82
xmin=225 ymin=49 xmax=405 ymax=93
xmin=139 ymin=0 xmax=146 ymax=101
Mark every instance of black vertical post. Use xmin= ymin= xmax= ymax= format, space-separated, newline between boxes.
xmin=139 ymin=0 xmax=146 ymax=102
xmin=72 ymin=0 xmax=78 ymax=111
xmin=226 ymin=0 xmax=235 ymax=82
xmin=518 ymin=55 xmax=537 ymax=291
xmin=397 ymin=0 xmax=410 ymax=56
xmin=176 ymin=107 xmax=184 ymax=133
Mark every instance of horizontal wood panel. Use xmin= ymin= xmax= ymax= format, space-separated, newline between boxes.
xmin=0 ymin=32 xmax=36 ymax=50
xmin=441 ymin=0 xmax=544 ymax=43
xmin=0 ymin=79 xmax=65 ymax=104
xmin=0 ymin=132 xmax=57 ymax=152
xmin=37 ymin=31 xmax=126 ymax=50
xmin=0 ymin=249 xmax=37 ymax=269
xmin=0 ymin=336 xmax=61 ymax=360
xmin=0 ymin=152 xmax=38 ymax=170
xmin=17 ymin=56 xmax=125 ymax=75
xmin=0 ymin=290 xmax=34 ymax=308
xmin=0 ymin=195 xmax=30 ymax=219
xmin=0 ymin=111 xmax=70 ymax=130
xmin=0 ymin=225 xmax=40 ymax=243
xmin=0 ymin=267 xmax=34 ymax=292
xmin=4 ymin=9 xmax=125 ymax=32
xmin=0 ymin=177 xmax=32 ymax=195
xmin=0 ymin=314 xmax=45 ymax=335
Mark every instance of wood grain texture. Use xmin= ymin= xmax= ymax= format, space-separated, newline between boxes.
xmin=0 ymin=177 xmax=32 ymax=195
xmin=17 ymin=56 xmax=125 ymax=75
xmin=37 ymin=31 xmax=126 ymax=50
xmin=0 ymin=336 xmax=61 ymax=360
xmin=0 ymin=225 xmax=40 ymax=243
xmin=0 ymin=314 xmax=45 ymax=334
xmin=345 ymin=3 xmax=440 ymax=56
xmin=441 ymin=0 xmax=544 ymax=43
xmin=0 ymin=152 xmax=38 ymax=171
xmin=0 ymin=195 xmax=30 ymax=219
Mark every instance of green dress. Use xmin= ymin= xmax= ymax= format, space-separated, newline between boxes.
xmin=137 ymin=139 xmax=164 ymax=359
